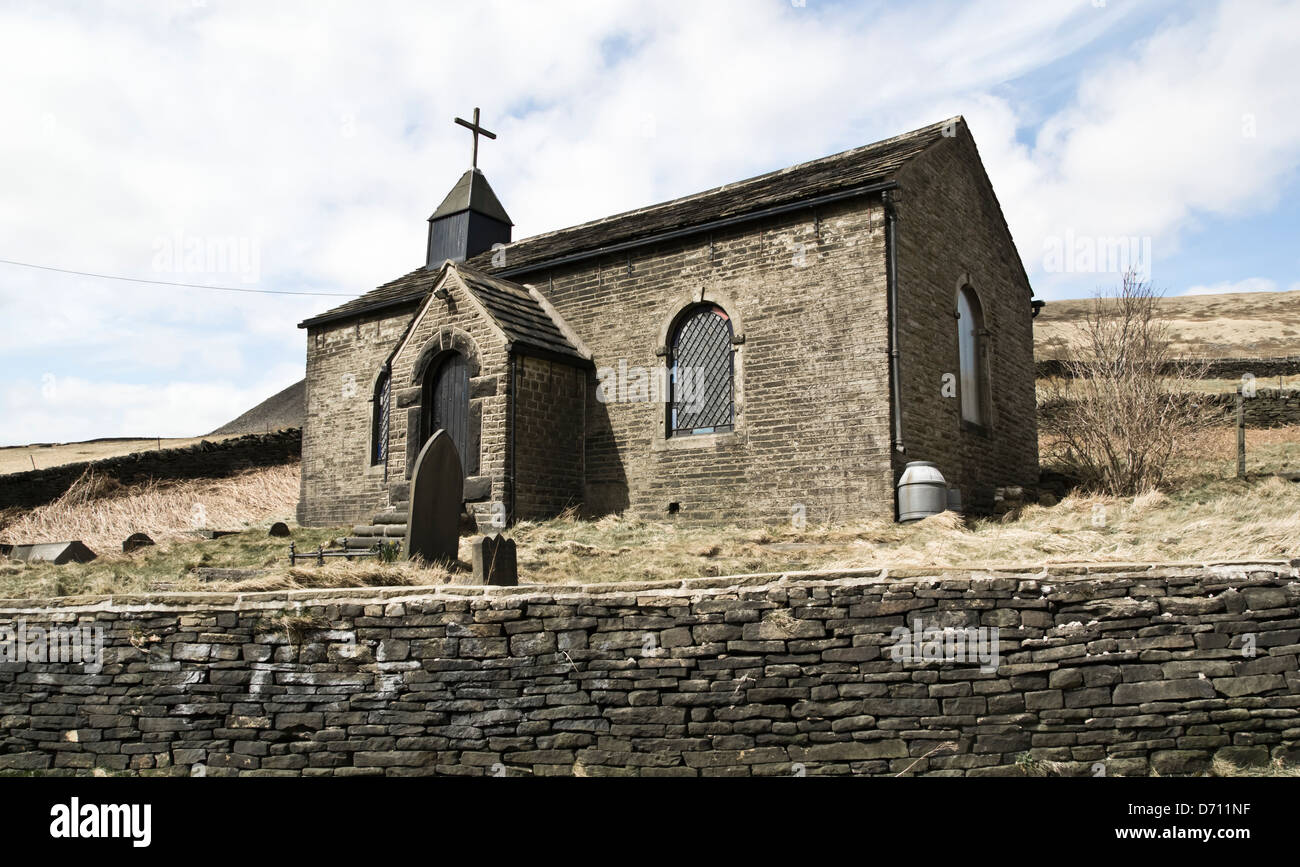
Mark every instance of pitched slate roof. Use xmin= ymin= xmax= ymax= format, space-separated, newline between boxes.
xmin=451 ymin=262 xmax=587 ymax=362
xmin=299 ymin=117 xmax=955 ymax=328
xmin=431 ymin=168 xmax=513 ymax=224
xmin=466 ymin=116 xmax=951 ymax=275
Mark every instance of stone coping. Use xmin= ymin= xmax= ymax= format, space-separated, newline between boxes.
xmin=1 ymin=558 xmax=1295 ymax=613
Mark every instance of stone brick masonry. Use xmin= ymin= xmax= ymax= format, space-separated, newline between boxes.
xmin=894 ymin=128 xmax=1039 ymax=508
xmin=299 ymin=305 xmax=419 ymax=527
xmin=2 ymin=562 xmax=1296 ymax=776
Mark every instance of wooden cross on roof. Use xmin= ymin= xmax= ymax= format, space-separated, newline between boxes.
xmin=454 ymin=107 xmax=497 ymax=169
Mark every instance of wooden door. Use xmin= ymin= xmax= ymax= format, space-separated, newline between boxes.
xmin=423 ymin=353 xmax=470 ymax=476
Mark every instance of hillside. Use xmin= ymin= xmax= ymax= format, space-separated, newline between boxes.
xmin=1034 ymin=289 xmax=1300 ymax=360
xmin=0 ymin=435 xmax=240 ymax=475
xmin=209 ymin=379 xmax=306 ymax=435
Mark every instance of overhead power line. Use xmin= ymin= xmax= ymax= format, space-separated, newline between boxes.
xmin=0 ymin=257 xmax=356 ymax=297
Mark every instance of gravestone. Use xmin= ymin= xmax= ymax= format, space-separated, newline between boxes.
xmin=194 ymin=529 xmax=239 ymax=540
xmin=122 ymin=533 xmax=155 ymax=554
xmin=7 ymin=541 xmax=97 ymax=564
xmin=471 ymin=533 xmax=517 ymax=586
xmin=268 ymin=522 xmax=291 ymax=537
xmin=404 ymin=430 xmax=463 ymax=565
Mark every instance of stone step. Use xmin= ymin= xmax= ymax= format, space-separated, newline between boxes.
xmin=373 ymin=511 xmax=409 ymax=526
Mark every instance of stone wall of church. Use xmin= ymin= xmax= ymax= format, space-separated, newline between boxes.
xmin=3 ymin=561 xmax=1296 ymax=776
xmin=302 ymin=127 xmax=1042 ymax=528
xmin=892 ymin=127 xmax=1040 ymax=511
xmin=514 ymin=197 xmax=896 ymax=526
xmin=299 ymin=305 xmax=419 ymax=527
xmin=384 ymin=275 xmax=512 ymax=529
xmin=513 ymin=355 xmax=586 ymax=520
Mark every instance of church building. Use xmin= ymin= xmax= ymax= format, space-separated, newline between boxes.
xmin=297 ymin=115 xmax=1039 ymax=534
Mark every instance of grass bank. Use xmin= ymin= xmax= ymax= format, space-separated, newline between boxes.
xmin=1 ymin=428 xmax=1296 ymax=599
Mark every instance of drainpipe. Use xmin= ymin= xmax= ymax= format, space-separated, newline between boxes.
xmin=508 ymin=352 xmax=517 ymax=526
xmin=883 ymin=189 xmax=905 ymax=458
xmin=883 ymin=189 xmax=906 ymax=522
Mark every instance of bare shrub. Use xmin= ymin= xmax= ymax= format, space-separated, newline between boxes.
xmin=54 ymin=467 xmax=125 ymax=506
xmin=1040 ymin=272 xmax=1212 ymax=495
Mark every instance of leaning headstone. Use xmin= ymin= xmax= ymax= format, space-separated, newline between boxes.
xmin=404 ymin=430 xmax=464 ymax=565
xmin=122 ymin=533 xmax=155 ymax=554
xmin=8 ymin=541 xmax=97 ymax=564
xmin=268 ymin=522 xmax=291 ymax=537
xmin=471 ymin=533 xmax=517 ymax=586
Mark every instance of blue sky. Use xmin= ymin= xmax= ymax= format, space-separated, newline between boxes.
xmin=0 ymin=0 xmax=1296 ymax=445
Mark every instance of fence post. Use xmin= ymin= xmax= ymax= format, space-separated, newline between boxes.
xmin=1236 ymin=388 xmax=1246 ymax=479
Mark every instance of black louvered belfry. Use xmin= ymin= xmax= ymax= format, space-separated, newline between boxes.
xmin=670 ymin=305 xmax=734 ymax=436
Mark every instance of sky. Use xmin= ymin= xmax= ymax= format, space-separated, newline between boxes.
xmin=1 ymin=0 xmax=1297 ymax=445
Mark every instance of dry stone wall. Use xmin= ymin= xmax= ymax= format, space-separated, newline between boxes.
xmin=0 ymin=430 xmax=301 ymax=511
xmin=1 ymin=561 xmax=1297 ymax=777
xmin=1038 ymin=388 xmax=1300 ymax=429
xmin=1212 ymin=388 xmax=1300 ymax=428
xmin=1036 ymin=356 xmax=1300 ymax=380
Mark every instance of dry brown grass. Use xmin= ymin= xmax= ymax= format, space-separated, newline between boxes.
xmin=1208 ymin=757 xmax=1300 ymax=778
xmin=1 ymin=425 xmax=1296 ymax=600
xmin=0 ymin=528 xmax=455 ymax=600
xmin=0 ymin=435 xmax=242 ymax=475
xmin=0 ymin=464 xmax=300 ymax=552
xmin=508 ymin=424 xmax=1299 ymax=582
xmin=507 ymin=475 xmax=1297 ymax=583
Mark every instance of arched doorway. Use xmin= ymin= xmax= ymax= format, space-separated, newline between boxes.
xmin=422 ymin=352 xmax=470 ymax=476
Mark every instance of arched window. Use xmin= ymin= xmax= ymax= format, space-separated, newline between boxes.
xmin=669 ymin=304 xmax=735 ymax=436
xmin=371 ymin=368 xmax=391 ymax=465
xmin=956 ymin=285 xmax=988 ymax=427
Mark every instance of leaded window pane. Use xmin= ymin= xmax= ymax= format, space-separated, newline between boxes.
xmin=373 ymin=372 xmax=391 ymax=464
xmin=670 ymin=306 xmax=734 ymax=436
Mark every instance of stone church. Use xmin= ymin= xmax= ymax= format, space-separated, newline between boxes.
xmin=297 ymin=115 xmax=1039 ymax=534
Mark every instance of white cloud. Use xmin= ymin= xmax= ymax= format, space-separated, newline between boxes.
xmin=1 ymin=0 xmax=1297 ymax=443
xmin=962 ymin=0 xmax=1300 ymax=297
